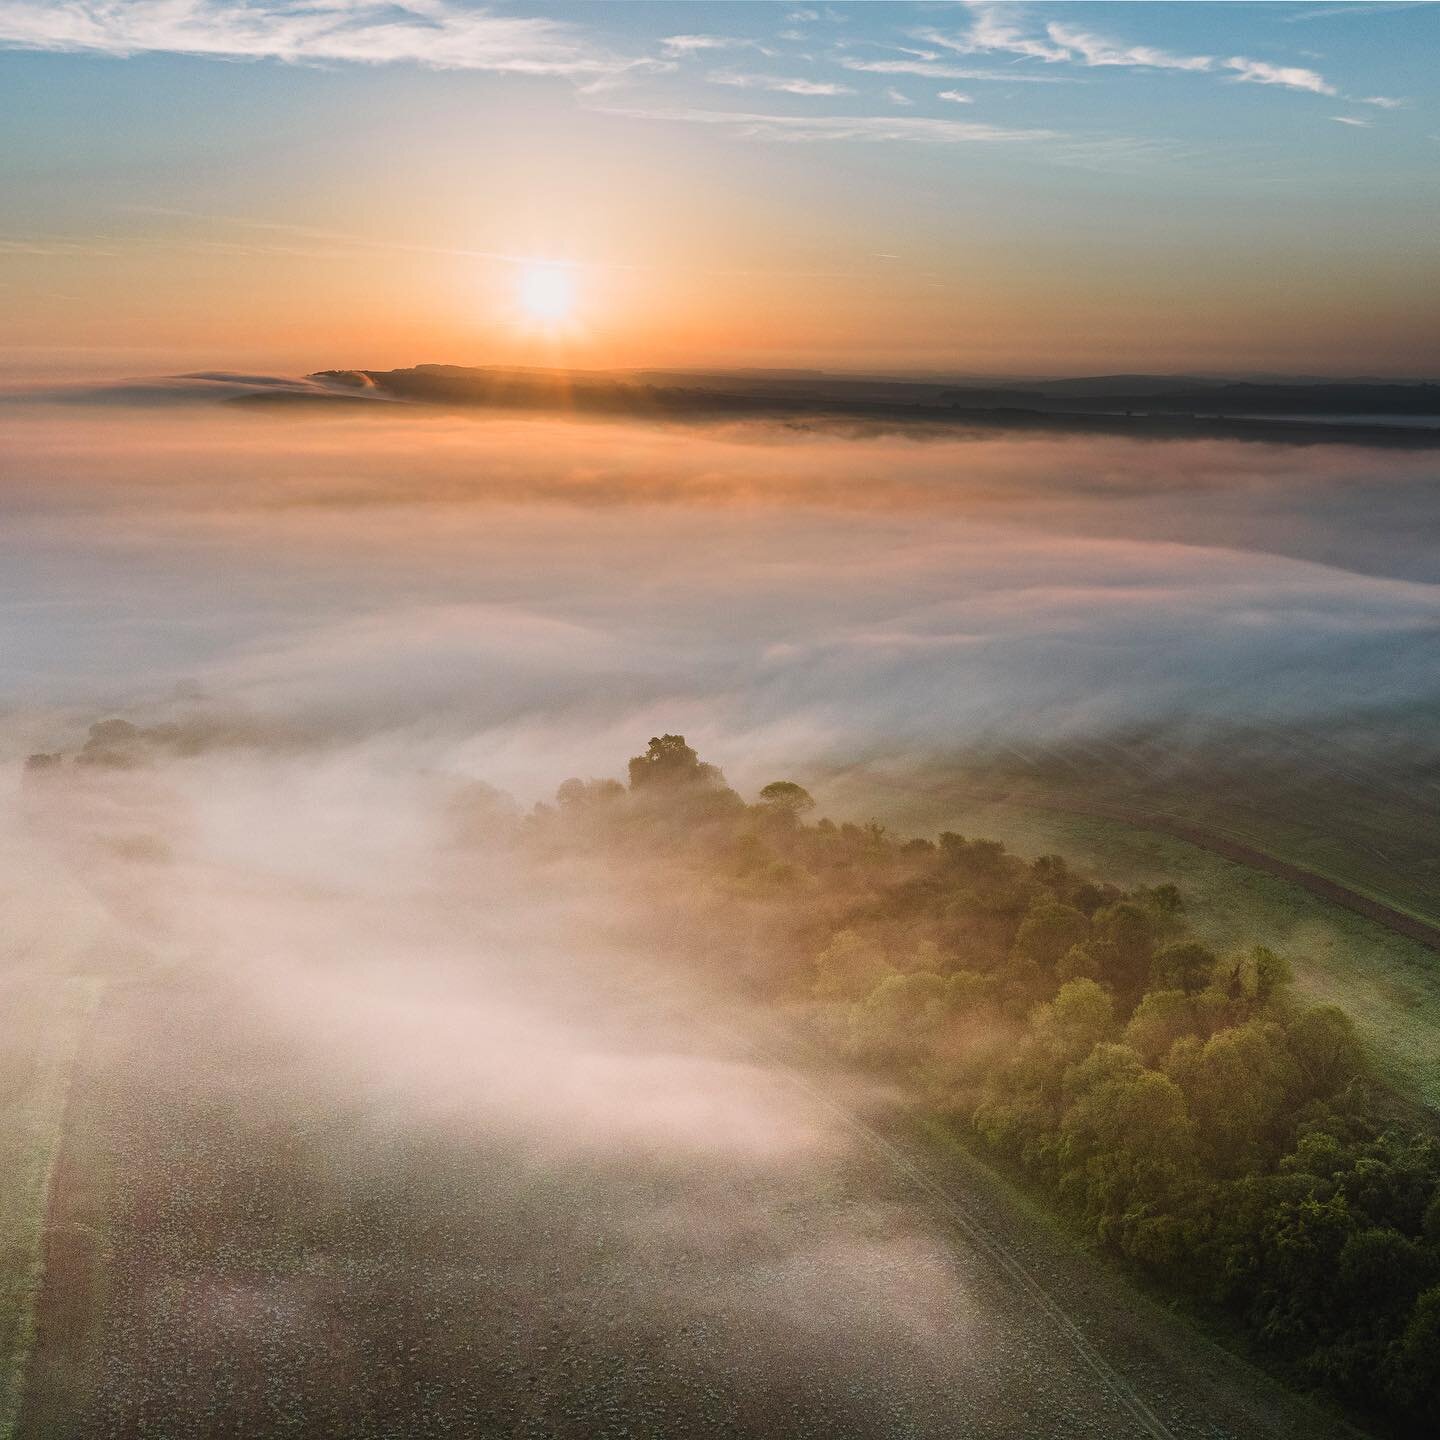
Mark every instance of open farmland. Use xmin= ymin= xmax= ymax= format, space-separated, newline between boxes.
xmin=14 ymin=897 xmax=1353 ymax=1440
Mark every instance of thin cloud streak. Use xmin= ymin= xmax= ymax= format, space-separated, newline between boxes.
xmin=662 ymin=34 xmax=771 ymax=57
xmin=837 ymin=57 xmax=1074 ymax=82
xmin=1283 ymin=2 xmax=1431 ymax=21
xmin=49 ymin=207 xmax=881 ymax=285
xmin=117 ymin=207 xmax=557 ymax=267
xmin=590 ymin=103 xmax=1060 ymax=146
xmin=707 ymin=70 xmax=852 ymax=97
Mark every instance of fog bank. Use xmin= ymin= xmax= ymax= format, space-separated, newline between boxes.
xmin=4 ymin=397 xmax=1439 ymax=797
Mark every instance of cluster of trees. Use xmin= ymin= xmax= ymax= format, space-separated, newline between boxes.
xmin=529 ymin=737 xmax=1440 ymax=1433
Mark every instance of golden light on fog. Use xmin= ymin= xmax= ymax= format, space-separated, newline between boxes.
xmin=516 ymin=262 xmax=576 ymax=325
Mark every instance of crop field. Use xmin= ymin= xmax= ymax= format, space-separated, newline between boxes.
xmin=12 ymin=943 xmax=1353 ymax=1440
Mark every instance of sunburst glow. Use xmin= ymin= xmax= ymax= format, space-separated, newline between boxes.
xmin=516 ymin=262 xmax=576 ymax=325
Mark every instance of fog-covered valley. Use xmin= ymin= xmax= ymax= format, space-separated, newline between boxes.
xmin=7 ymin=389 xmax=1440 ymax=785
xmin=3 ymin=385 xmax=1438 ymax=1437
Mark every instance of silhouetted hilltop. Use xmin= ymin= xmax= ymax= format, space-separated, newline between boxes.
xmin=258 ymin=364 xmax=1440 ymax=447
xmin=941 ymin=379 xmax=1440 ymax=417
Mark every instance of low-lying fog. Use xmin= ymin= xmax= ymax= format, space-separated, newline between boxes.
xmin=4 ymin=382 xmax=1409 ymax=1433
xmin=7 ymin=742 xmax=1198 ymax=1435
xmin=4 ymin=390 xmax=1440 ymax=792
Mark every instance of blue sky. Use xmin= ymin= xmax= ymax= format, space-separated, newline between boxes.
xmin=1 ymin=3 xmax=1437 ymax=375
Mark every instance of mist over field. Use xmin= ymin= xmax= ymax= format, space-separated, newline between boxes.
xmin=10 ymin=722 xmax=1273 ymax=1438
xmin=5 ymin=390 xmax=1440 ymax=792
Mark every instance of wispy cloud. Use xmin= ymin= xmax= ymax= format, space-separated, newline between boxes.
xmin=707 ymin=70 xmax=851 ymax=98
xmin=1284 ymin=2 xmax=1430 ymax=21
xmin=837 ymin=58 xmax=1072 ymax=83
xmin=1360 ymin=94 xmax=1408 ymax=108
xmin=833 ymin=40 xmax=944 ymax=62
xmin=0 ymin=235 xmax=120 ymax=257
xmin=937 ymin=90 xmax=973 ymax=106
xmin=81 ymin=206 xmax=867 ymax=282
xmin=590 ymin=104 xmax=1060 ymax=147
xmin=918 ymin=8 xmax=1069 ymax=64
xmin=1044 ymin=23 xmax=1213 ymax=73
xmin=884 ymin=87 xmax=914 ymax=108
xmin=116 ymin=206 xmax=558 ymax=268
xmin=661 ymin=34 xmax=771 ymax=58
xmin=0 ymin=0 xmax=625 ymax=76
xmin=915 ymin=6 xmax=1348 ymax=102
xmin=1224 ymin=57 xmax=1337 ymax=95
xmin=1044 ymin=135 xmax=1201 ymax=175
xmin=1331 ymin=115 xmax=1374 ymax=126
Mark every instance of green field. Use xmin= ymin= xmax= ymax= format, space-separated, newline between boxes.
xmin=821 ymin=779 xmax=1440 ymax=1112
xmin=936 ymin=728 xmax=1440 ymax=933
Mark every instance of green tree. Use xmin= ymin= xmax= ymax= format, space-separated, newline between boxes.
xmin=1062 ymin=1051 xmax=1195 ymax=1171
xmin=628 ymin=734 xmax=725 ymax=789
xmin=1286 ymin=1004 xmax=1364 ymax=1101
xmin=756 ymin=780 xmax=816 ymax=818
xmin=853 ymin=972 xmax=948 ymax=1061
xmin=1032 ymin=978 xmax=1115 ymax=1063
xmin=1123 ymin=989 xmax=1198 ymax=1065
xmin=1174 ymin=1019 xmax=1299 ymax=1170
xmin=1011 ymin=901 xmax=1090 ymax=974
xmin=1338 ymin=1226 xmax=1430 ymax=1317
xmin=1149 ymin=941 xmax=1216 ymax=995
xmin=944 ymin=969 xmax=994 ymax=1014
xmin=1088 ymin=901 xmax=1157 ymax=999
xmin=1387 ymin=1285 xmax=1440 ymax=1419
xmin=1221 ymin=945 xmax=1293 ymax=1007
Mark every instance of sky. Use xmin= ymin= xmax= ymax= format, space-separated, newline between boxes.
xmin=1 ymin=1 xmax=1437 ymax=377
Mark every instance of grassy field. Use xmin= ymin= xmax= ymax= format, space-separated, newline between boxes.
xmin=0 ymin=976 xmax=102 ymax=1439
xmin=822 ymin=779 xmax=1440 ymax=1112
xmin=939 ymin=727 xmax=1440 ymax=933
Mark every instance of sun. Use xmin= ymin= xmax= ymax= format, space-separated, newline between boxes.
xmin=516 ymin=262 xmax=576 ymax=325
